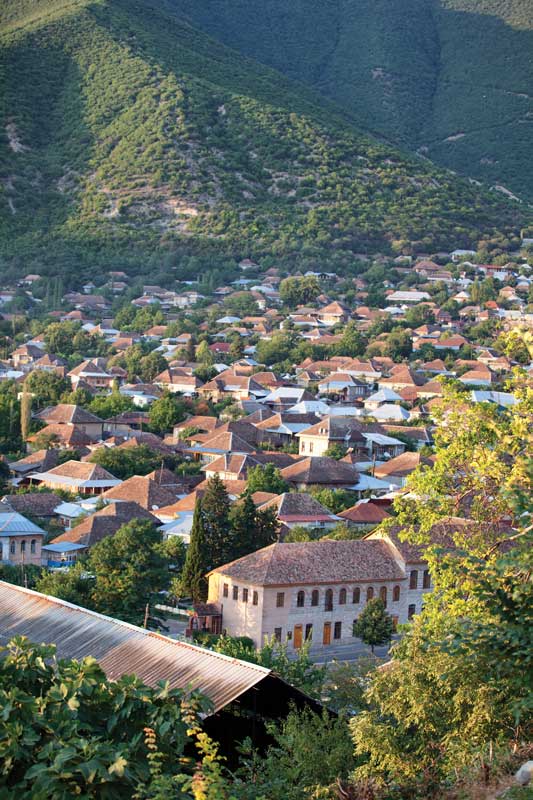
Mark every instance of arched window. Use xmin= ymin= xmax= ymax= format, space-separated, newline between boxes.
xmin=409 ymin=570 xmax=418 ymax=589
xmin=20 ymin=540 xmax=26 ymax=553
xmin=296 ymin=590 xmax=305 ymax=608
xmin=324 ymin=588 xmax=333 ymax=611
xmin=352 ymin=587 xmax=360 ymax=604
xmin=339 ymin=588 xmax=347 ymax=605
xmin=366 ymin=586 xmax=374 ymax=602
xmin=423 ymin=570 xmax=431 ymax=589
xmin=10 ymin=541 xmax=15 ymax=554
xmin=393 ymin=585 xmax=401 ymax=602
xmin=252 ymin=591 xmax=258 ymax=605
xmin=30 ymin=539 xmax=36 ymax=554
xmin=311 ymin=589 xmax=319 ymax=606
xmin=380 ymin=586 xmax=387 ymax=607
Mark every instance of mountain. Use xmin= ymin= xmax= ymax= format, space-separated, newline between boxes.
xmin=170 ymin=0 xmax=533 ymax=202
xmin=0 ymin=0 xmax=530 ymax=280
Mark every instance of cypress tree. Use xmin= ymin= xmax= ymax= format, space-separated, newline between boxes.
xmin=180 ymin=498 xmax=208 ymax=602
xmin=201 ymin=475 xmax=231 ymax=567
xmin=229 ymin=491 xmax=258 ymax=560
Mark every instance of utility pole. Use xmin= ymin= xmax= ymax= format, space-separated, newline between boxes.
xmin=143 ymin=602 xmax=150 ymax=628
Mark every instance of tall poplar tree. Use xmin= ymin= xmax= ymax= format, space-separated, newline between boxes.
xmin=180 ymin=498 xmax=209 ymax=602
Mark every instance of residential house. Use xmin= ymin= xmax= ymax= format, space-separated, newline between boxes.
xmin=258 ymin=492 xmax=340 ymax=531
xmin=206 ymin=537 xmax=431 ymax=649
xmin=27 ymin=461 xmax=121 ymax=495
xmin=0 ymin=512 xmax=45 ymax=566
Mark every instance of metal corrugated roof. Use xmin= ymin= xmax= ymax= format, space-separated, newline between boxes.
xmin=0 ymin=512 xmax=45 ymax=535
xmin=0 ymin=582 xmax=270 ymax=713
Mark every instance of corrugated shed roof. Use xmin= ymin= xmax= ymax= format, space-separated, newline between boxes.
xmin=0 ymin=582 xmax=270 ymax=713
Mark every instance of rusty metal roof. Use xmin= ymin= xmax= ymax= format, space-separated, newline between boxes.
xmin=0 ymin=581 xmax=270 ymax=713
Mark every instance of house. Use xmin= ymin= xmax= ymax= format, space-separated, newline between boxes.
xmin=35 ymin=404 xmax=104 ymax=438
xmin=373 ymin=452 xmax=435 ymax=488
xmin=257 ymin=492 xmax=340 ymax=531
xmin=364 ymin=388 xmax=403 ymax=411
xmin=317 ymin=301 xmax=350 ymax=326
xmin=206 ymin=537 xmax=432 ymax=649
xmin=27 ymin=461 xmax=121 ymax=495
xmin=317 ymin=373 xmax=368 ymax=401
xmin=68 ymin=360 xmax=114 ymax=391
xmin=11 ymin=343 xmax=44 ymax=370
xmin=0 ymin=512 xmax=45 ymax=566
xmin=337 ymin=501 xmax=391 ymax=529
xmin=280 ymin=456 xmax=359 ymax=490
xmin=49 ymin=501 xmax=160 ymax=556
xmin=154 ymin=369 xmax=203 ymax=396
xmin=199 ymin=372 xmax=267 ymax=403
xmin=296 ymin=416 xmax=404 ymax=460
xmin=99 ymin=474 xmax=179 ymax=510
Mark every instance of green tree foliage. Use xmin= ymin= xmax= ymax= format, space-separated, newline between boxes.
xmin=310 ymin=488 xmax=355 ymax=514
xmin=87 ymin=392 xmax=135 ymax=419
xmin=235 ymin=708 xmax=354 ymax=800
xmin=255 ymin=333 xmax=296 ymax=367
xmin=201 ymin=475 xmax=232 ymax=568
xmin=88 ymin=520 xmax=170 ymax=626
xmin=228 ymin=491 xmax=279 ymax=560
xmin=349 ymin=385 xmax=533 ymax=792
xmin=25 ymin=371 xmax=70 ymax=407
xmin=35 ymin=561 xmax=93 ymax=607
xmin=211 ymin=635 xmax=326 ymax=699
xmin=353 ymin=598 xmax=394 ymax=653
xmin=279 ymin=276 xmax=320 ymax=308
xmin=245 ymin=463 xmax=288 ymax=494
xmin=149 ymin=393 xmax=187 ymax=435
xmin=89 ymin=445 xmax=170 ymax=480
xmin=180 ymin=498 xmax=209 ymax=602
xmin=335 ymin=321 xmax=366 ymax=357
xmin=383 ymin=327 xmax=413 ymax=361
xmin=0 ymin=636 xmax=231 ymax=798
xmin=323 ymin=442 xmax=348 ymax=460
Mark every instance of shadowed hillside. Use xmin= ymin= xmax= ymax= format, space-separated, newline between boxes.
xmin=0 ymin=0 xmax=529 ymax=278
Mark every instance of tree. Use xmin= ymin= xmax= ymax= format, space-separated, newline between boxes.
xmin=149 ymin=393 xmax=186 ymax=434
xmin=25 ymin=371 xmax=70 ymax=406
xmin=201 ymin=475 xmax=232 ymax=568
xmin=88 ymin=392 xmax=135 ymax=419
xmin=335 ymin=321 xmax=366 ymax=357
xmin=279 ymin=276 xmax=320 ymax=308
xmin=138 ymin=350 xmax=168 ymax=382
xmin=235 ymin=708 xmax=354 ymax=800
xmin=43 ymin=321 xmax=80 ymax=357
xmin=180 ymin=498 xmax=209 ymax=602
xmin=229 ymin=492 xmax=279 ymax=560
xmin=324 ymin=442 xmax=348 ymax=460
xmin=246 ymin=463 xmax=288 ymax=494
xmin=383 ymin=328 xmax=412 ymax=361
xmin=353 ymin=598 xmax=393 ymax=653
xmin=196 ymin=339 xmax=214 ymax=365
xmin=0 ymin=636 xmax=229 ymax=798
xmin=35 ymin=561 xmax=92 ymax=607
xmin=89 ymin=445 xmax=165 ymax=480
xmin=19 ymin=382 xmax=32 ymax=441
xmin=349 ymin=386 xmax=533 ymax=792
xmin=88 ymin=520 xmax=169 ymax=626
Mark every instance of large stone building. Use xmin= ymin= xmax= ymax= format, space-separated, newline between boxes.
xmin=207 ymin=531 xmax=432 ymax=650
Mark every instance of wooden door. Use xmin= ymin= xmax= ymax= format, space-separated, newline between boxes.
xmin=293 ymin=624 xmax=303 ymax=649
xmin=323 ymin=621 xmax=331 ymax=645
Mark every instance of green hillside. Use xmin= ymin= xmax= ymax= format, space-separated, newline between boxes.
xmin=171 ymin=0 xmax=533 ymax=201
xmin=0 ymin=0 xmax=529 ymax=279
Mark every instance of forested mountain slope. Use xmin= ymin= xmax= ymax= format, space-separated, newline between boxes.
xmin=171 ymin=0 xmax=533 ymax=201
xmin=0 ymin=0 xmax=529 ymax=278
